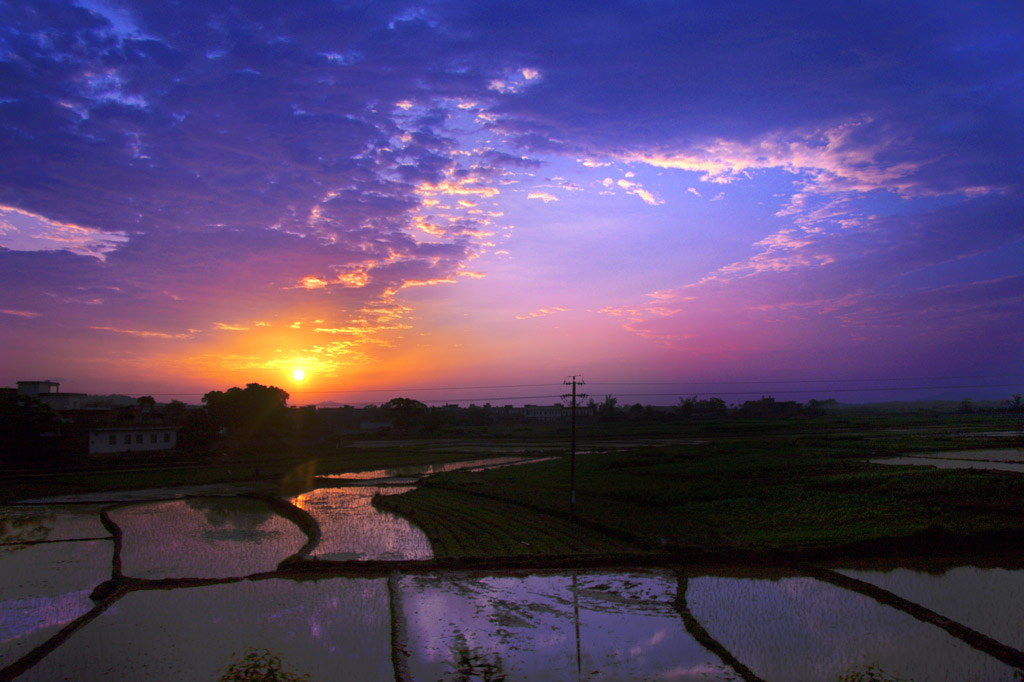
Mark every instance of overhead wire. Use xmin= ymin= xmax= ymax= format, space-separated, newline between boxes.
xmin=89 ymin=375 xmax=1022 ymax=403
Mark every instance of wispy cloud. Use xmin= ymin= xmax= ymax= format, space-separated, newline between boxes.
xmin=0 ymin=205 xmax=128 ymax=260
xmin=90 ymin=326 xmax=196 ymax=339
xmin=515 ymin=306 xmax=569 ymax=320
xmin=601 ymin=177 xmax=663 ymax=205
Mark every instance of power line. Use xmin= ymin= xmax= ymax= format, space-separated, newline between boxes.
xmin=125 ymin=383 xmax=564 ymax=397
xmin=589 ymin=375 xmax=1023 ymax=386
xmin=410 ymin=394 xmax=566 ymax=405
xmin=596 ymin=384 xmax=1024 ymax=398
xmin=79 ymin=379 xmax=1022 ymax=402
xmin=401 ymin=384 xmax=1023 ymax=406
xmin=292 ymin=383 xmax=564 ymax=395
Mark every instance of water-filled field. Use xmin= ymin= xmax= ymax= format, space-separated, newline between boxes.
xmin=2 ymin=459 xmax=1023 ymax=681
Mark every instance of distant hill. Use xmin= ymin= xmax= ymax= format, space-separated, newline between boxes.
xmin=82 ymin=394 xmax=138 ymax=408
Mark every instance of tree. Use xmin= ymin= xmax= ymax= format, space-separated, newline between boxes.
xmin=202 ymin=383 xmax=290 ymax=438
xmin=677 ymin=396 xmax=696 ymax=418
xmin=806 ymin=398 xmax=838 ymax=416
xmin=597 ymin=395 xmax=619 ymax=422
xmin=0 ymin=394 xmax=61 ymax=464
xmin=702 ymin=397 xmax=728 ymax=418
xmin=164 ymin=399 xmax=188 ymax=423
xmin=136 ymin=395 xmax=156 ymax=411
xmin=382 ymin=397 xmax=428 ymax=433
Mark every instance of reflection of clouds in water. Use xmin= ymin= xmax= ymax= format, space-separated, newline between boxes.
xmin=111 ymin=498 xmax=304 ymax=579
xmin=292 ymin=487 xmax=430 ymax=561
xmin=318 ymin=457 xmax=542 ymax=482
xmin=17 ymin=579 xmax=394 ymax=682
xmin=185 ymin=497 xmax=275 ymax=531
xmin=687 ymin=575 xmax=1019 ymax=682
xmin=659 ymin=663 xmax=737 ymax=680
xmin=0 ymin=590 xmax=92 ymax=644
xmin=0 ymin=539 xmax=111 ymax=664
xmin=400 ymin=571 xmax=736 ymax=682
xmin=839 ymin=566 xmax=1024 ymax=652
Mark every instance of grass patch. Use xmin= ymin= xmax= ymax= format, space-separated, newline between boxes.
xmin=374 ymin=487 xmax=640 ymax=558
xmin=383 ymin=435 xmax=1024 ymax=554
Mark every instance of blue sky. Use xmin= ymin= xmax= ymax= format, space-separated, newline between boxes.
xmin=1 ymin=0 xmax=1022 ymax=404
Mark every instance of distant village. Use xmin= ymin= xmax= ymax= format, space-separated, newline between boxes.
xmin=1 ymin=379 xmax=614 ymax=461
xmin=4 ymin=379 xmax=1018 ymax=465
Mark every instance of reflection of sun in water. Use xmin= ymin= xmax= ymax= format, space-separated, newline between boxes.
xmin=292 ymin=368 xmax=305 ymax=381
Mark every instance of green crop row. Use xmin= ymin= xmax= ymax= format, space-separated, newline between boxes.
xmin=375 ymin=486 xmax=639 ymax=558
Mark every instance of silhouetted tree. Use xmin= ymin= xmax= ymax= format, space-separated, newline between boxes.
xmin=202 ymin=383 xmax=290 ymax=438
xmin=738 ymin=396 xmax=802 ymax=418
xmin=289 ymin=405 xmax=320 ymax=436
xmin=382 ymin=397 xmax=428 ymax=433
xmin=0 ymin=393 xmax=61 ymax=465
xmin=677 ymin=396 xmax=697 ymax=418
xmin=164 ymin=400 xmax=188 ymax=423
xmin=806 ymin=398 xmax=838 ymax=416
xmin=137 ymin=395 xmax=156 ymax=411
xmin=705 ymin=397 xmax=728 ymax=417
xmin=597 ymin=395 xmax=619 ymax=422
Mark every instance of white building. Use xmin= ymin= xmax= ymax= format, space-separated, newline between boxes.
xmin=88 ymin=426 xmax=178 ymax=455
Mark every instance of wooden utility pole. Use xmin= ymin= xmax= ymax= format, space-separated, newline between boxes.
xmin=563 ymin=375 xmax=586 ymax=518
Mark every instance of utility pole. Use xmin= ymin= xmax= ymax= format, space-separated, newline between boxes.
xmin=563 ymin=375 xmax=586 ymax=519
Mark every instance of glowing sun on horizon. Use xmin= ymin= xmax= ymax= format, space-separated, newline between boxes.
xmin=292 ymin=368 xmax=305 ymax=381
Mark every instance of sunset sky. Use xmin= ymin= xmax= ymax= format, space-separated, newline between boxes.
xmin=2 ymin=1 xmax=1023 ymax=405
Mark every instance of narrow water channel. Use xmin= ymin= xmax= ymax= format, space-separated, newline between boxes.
xmin=872 ymin=448 xmax=1024 ymax=472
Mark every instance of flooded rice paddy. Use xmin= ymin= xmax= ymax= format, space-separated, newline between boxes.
xmin=291 ymin=487 xmax=432 ymax=561
xmin=110 ymin=497 xmax=308 ymax=579
xmin=686 ymin=570 xmax=1020 ymax=682
xmin=836 ymin=564 xmax=1024 ymax=651
xmin=317 ymin=456 xmax=553 ymax=483
xmin=2 ymin=458 xmax=1024 ymax=681
xmin=396 ymin=571 xmax=739 ymax=681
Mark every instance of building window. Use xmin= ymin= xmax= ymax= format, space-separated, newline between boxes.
xmin=163 ymin=433 xmax=171 ymax=443
xmin=109 ymin=435 xmax=117 ymax=445
xmin=150 ymin=433 xmax=157 ymax=444
xmin=124 ymin=434 xmax=131 ymax=445
xmin=136 ymin=434 xmax=143 ymax=444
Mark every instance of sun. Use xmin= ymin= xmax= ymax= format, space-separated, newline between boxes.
xmin=292 ymin=368 xmax=305 ymax=381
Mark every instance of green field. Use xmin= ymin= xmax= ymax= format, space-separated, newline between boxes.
xmin=376 ymin=422 xmax=1024 ymax=557
xmin=376 ymin=487 xmax=639 ymax=557
xmin=4 ymin=411 xmax=1023 ymax=563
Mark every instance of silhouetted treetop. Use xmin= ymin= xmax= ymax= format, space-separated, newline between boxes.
xmin=202 ymin=383 xmax=290 ymax=438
